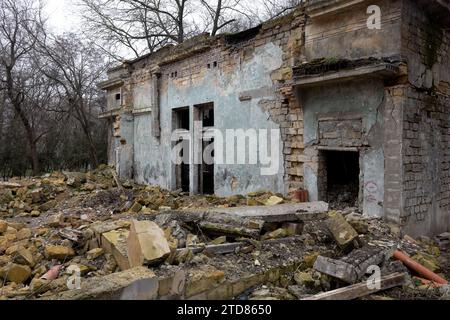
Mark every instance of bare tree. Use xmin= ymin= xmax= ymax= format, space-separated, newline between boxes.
xmin=199 ymin=0 xmax=253 ymax=35
xmin=79 ymin=0 xmax=263 ymax=59
xmin=0 ymin=0 xmax=44 ymax=175
xmin=36 ymin=32 xmax=108 ymax=168
xmin=254 ymin=0 xmax=303 ymax=21
xmin=79 ymin=0 xmax=195 ymax=59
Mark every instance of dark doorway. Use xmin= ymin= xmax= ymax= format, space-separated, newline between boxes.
xmin=175 ymin=108 xmax=190 ymax=130
xmin=196 ymin=103 xmax=215 ymax=195
xmin=173 ymin=108 xmax=190 ymax=192
xmin=319 ymin=150 xmax=360 ymax=209
xmin=199 ymin=139 xmax=215 ymax=194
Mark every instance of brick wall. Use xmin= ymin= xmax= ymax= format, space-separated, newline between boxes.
xmin=399 ymin=0 xmax=450 ymax=234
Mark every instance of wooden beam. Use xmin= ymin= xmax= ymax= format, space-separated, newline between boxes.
xmin=302 ymin=273 xmax=406 ymax=300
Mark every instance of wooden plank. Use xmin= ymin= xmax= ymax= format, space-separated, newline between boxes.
xmin=302 ymin=272 xmax=406 ymax=300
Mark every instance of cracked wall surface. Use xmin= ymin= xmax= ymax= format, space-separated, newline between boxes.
xmin=100 ymin=0 xmax=450 ymax=236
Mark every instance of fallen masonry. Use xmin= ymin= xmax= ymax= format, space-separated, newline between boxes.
xmin=0 ymin=167 xmax=449 ymax=300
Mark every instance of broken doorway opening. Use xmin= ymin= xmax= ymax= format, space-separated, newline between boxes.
xmin=196 ymin=103 xmax=215 ymax=195
xmin=318 ymin=150 xmax=360 ymax=209
xmin=173 ymin=107 xmax=190 ymax=192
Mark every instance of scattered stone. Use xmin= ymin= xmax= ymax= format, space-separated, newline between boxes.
xmin=41 ymin=267 xmax=156 ymax=300
xmin=210 ymin=236 xmax=227 ymax=245
xmin=262 ymin=228 xmax=288 ymax=240
xmin=81 ymin=183 xmax=96 ymax=192
xmin=31 ymin=210 xmax=41 ymax=217
xmin=0 ymin=263 xmax=32 ymax=284
xmin=282 ymin=222 xmax=304 ymax=236
xmin=314 ymin=244 xmax=394 ymax=284
xmin=303 ymin=252 xmax=320 ymax=269
xmin=265 ymin=196 xmax=284 ymax=206
xmin=30 ymin=188 xmax=44 ymax=204
xmin=294 ymin=272 xmax=315 ymax=288
xmin=47 ymin=213 xmax=64 ymax=228
xmin=186 ymin=266 xmax=225 ymax=298
xmin=127 ymin=220 xmax=171 ymax=268
xmin=0 ymin=220 xmax=8 ymax=234
xmin=345 ymin=213 xmax=369 ymax=234
xmin=39 ymin=200 xmax=58 ymax=212
xmin=130 ymin=202 xmax=143 ymax=213
xmin=30 ymin=278 xmax=52 ymax=294
xmin=101 ymin=229 xmax=130 ymax=271
xmin=45 ymin=245 xmax=76 ymax=261
xmin=412 ymin=253 xmax=440 ymax=273
xmin=13 ymin=247 xmax=35 ymax=267
xmin=173 ymin=248 xmax=194 ymax=265
xmin=86 ymin=248 xmax=104 ymax=260
xmin=325 ymin=211 xmax=359 ymax=248
xmin=16 ymin=228 xmax=32 ymax=240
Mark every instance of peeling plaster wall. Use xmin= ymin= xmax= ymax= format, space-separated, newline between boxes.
xmin=305 ymin=0 xmax=403 ymax=60
xmin=300 ymin=79 xmax=385 ymax=217
xmin=131 ymin=42 xmax=286 ymax=196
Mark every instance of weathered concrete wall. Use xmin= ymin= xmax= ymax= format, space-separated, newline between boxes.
xmin=299 ymin=79 xmax=386 ymax=217
xmin=102 ymin=9 xmax=306 ymax=196
xmin=131 ymin=43 xmax=286 ymax=196
xmin=305 ymin=0 xmax=402 ymax=60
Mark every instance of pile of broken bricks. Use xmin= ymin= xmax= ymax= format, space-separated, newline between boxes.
xmin=30 ymin=208 xmax=450 ymax=300
xmin=1 ymin=169 xmax=450 ymax=300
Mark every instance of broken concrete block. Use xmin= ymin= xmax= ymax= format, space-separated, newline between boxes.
xmin=41 ymin=267 xmax=156 ymax=300
xmin=127 ymin=220 xmax=170 ymax=268
xmin=325 ymin=211 xmax=359 ymax=248
xmin=185 ymin=266 xmax=226 ymax=298
xmin=158 ymin=270 xmax=186 ymax=299
xmin=314 ymin=244 xmax=394 ymax=284
xmin=101 ymin=229 xmax=130 ymax=271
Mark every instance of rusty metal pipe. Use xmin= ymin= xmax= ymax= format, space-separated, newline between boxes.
xmin=393 ymin=250 xmax=448 ymax=285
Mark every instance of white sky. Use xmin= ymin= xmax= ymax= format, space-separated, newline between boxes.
xmin=44 ymin=0 xmax=81 ymax=33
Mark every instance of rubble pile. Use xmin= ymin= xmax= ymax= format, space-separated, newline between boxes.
xmin=0 ymin=167 xmax=449 ymax=300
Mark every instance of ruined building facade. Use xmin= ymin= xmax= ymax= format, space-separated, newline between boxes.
xmin=99 ymin=0 xmax=450 ymax=237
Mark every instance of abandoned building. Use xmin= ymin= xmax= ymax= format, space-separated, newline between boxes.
xmin=98 ymin=0 xmax=450 ymax=237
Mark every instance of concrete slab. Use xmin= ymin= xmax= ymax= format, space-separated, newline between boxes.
xmin=205 ymin=202 xmax=329 ymax=222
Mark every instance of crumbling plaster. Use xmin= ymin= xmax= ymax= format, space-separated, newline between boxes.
xmin=132 ymin=42 xmax=286 ymax=197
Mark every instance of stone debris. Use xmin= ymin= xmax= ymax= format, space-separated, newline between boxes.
xmin=313 ymin=243 xmax=395 ymax=284
xmin=0 ymin=167 xmax=448 ymax=300
xmin=325 ymin=211 xmax=359 ymax=249
xmin=127 ymin=220 xmax=171 ymax=268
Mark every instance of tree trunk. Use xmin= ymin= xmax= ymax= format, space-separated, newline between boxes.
xmin=5 ymin=67 xmax=40 ymax=175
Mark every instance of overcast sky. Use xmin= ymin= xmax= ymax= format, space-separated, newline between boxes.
xmin=45 ymin=0 xmax=80 ymax=33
